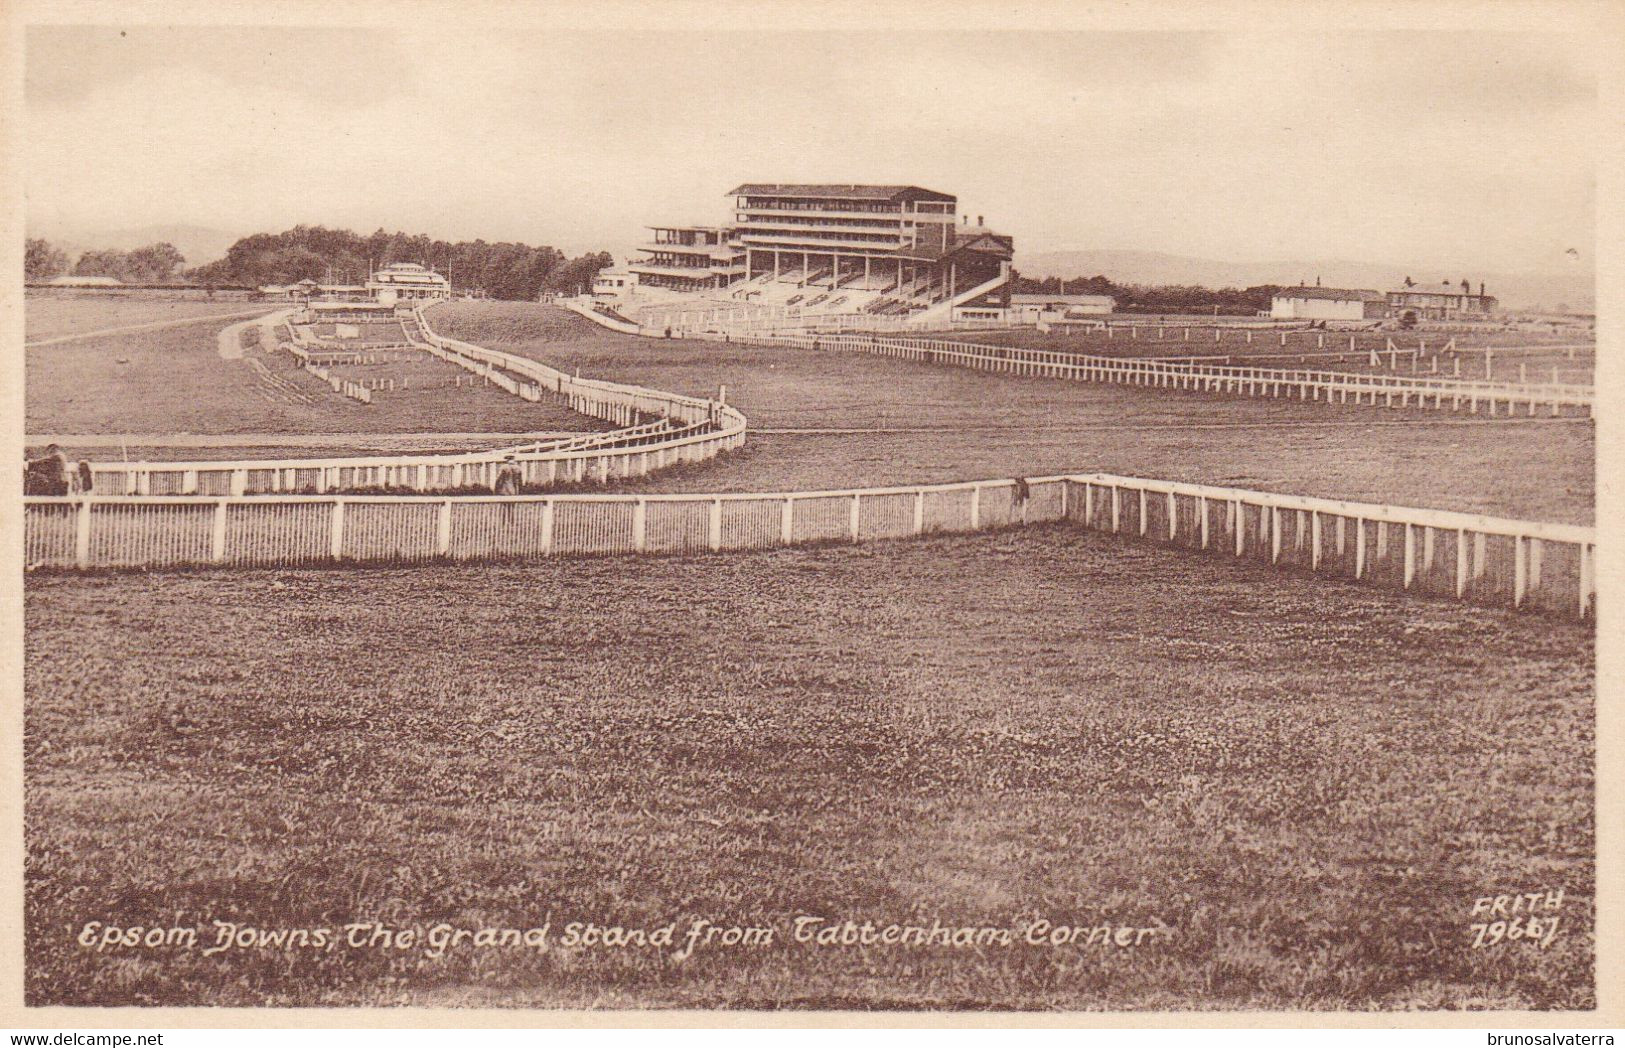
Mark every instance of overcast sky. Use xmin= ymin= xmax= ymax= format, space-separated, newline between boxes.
xmin=24 ymin=24 xmax=1597 ymax=272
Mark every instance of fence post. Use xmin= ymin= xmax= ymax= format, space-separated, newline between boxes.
xmin=1270 ymin=507 xmax=1282 ymax=563
xmin=1233 ymin=500 xmax=1245 ymax=556
xmin=1198 ymin=496 xmax=1209 ymax=548
xmin=1580 ymin=543 xmax=1594 ymax=617
xmin=1167 ymin=491 xmax=1177 ymax=540
xmin=211 ymin=501 xmax=229 ymax=563
xmin=850 ymin=494 xmax=861 ymax=542
xmin=1513 ymin=536 xmax=1527 ymax=608
xmin=1456 ymin=528 xmax=1469 ymax=597
xmin=1402 ymin=523 xmax=1415 ymax=588
xmin=633 ymin=499 xmax=647 ymax=552
xmin=709 ymin=499 xmax=722 ymax=551
xmin=74 ymin=499 xmax=92 ymax=569
xmin=1354 ymin=519 xmax=1366 ymax=579
xmin=437 ymin=500 xmax=452 ymax=556
xmin=913 ymin=490 xmax=925 ymax=534
xmin=329 ymin=500 xmax=346 ymax=560
xmin=969 ymin=485 xmax=981 ymax=530
xmin=541 ymin=500 xmax=555 ymax=555
xmin=781 ymin=497 xmax=794 ymax=545
xmin=1111 ymin=487 xmax=1121 ymax=533
xmin=1310 ymin=511 xmax=1322 ymax=569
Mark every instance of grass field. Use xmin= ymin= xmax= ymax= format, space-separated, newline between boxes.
xmin=23 ymin=296 xmax=269 ymax=342
xmin=430 ymin=303 xmax=1594 ymax=524
xmin=25 ymin=301 xmax=608 ymax=441
xmin=24 ymin=527 xmax=1593 ymax=1009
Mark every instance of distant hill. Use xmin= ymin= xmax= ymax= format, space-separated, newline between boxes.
xmin=1015 ymin=248 xmax=1595 ymax=313
xmin=30 ymin=224 xmax=242 ymax=268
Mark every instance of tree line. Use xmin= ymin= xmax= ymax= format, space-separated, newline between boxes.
xmin=188 ymin=226 xmax=611 ymax=300
xmin=1009 ymin=271 xmax=1285 ymax=316
xmin=26 ymin=225 xmax=614 ymax=301
xmin=26 ymin=238 xmax=188 ymax=284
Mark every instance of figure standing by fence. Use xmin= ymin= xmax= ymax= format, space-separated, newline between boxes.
xmin=24 ymin=445 xmax=70 ymax=496
xmin=493 ymin=455 xmax=523 ymax=495
xmin=1012 ymin=477 xmax=1031 ymax=524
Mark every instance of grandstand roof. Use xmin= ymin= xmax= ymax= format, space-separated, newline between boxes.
xmin=1274 ymin=286 xmax=1384 ymax=302
xmin=729 ymin=183 xmax=956 ymax=203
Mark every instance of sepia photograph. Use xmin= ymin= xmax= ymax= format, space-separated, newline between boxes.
xmin=4 ymin=0 xmax=1616 ymax=1026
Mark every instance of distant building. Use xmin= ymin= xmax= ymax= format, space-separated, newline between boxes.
xmin=1270 ymin=286 xmax=1386 ymax=321
xmin=590 ymin=266 xmax=638 ymax=300
xmin=366 ymin=262 xmax=451 ymax=304
xmin=1008 ymin=293 xmax=1115 ymax=323
xmin=1387 ymin=280 xmax=1498 ymax=321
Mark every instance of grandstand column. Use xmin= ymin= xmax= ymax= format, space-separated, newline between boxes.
xmin=832 ymin=253 xmax=839 ymax=289
xmin=864 ymin=257 xmax=871 ymax=286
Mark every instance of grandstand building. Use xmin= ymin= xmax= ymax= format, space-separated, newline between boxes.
xmin=628 ymin=183 xmax=1014 ymax=326
xmin=631 ymin=227 xmax=746 ymax=291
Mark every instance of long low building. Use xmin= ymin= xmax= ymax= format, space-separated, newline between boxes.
xmin=1270 ymin=286 xmax=1387 ymax=321
xmin=1008 ymin=293 xmax=1116 ymax=323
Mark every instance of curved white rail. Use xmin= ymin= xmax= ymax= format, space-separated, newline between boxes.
xmin=76 ymin=304 xmax=747 ymax=496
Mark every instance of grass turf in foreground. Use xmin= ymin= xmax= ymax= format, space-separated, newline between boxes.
xmin=25 ymin=527 xmax=1593 ymax=1009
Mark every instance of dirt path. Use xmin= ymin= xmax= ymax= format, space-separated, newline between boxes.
xmin=24 ymin=308 xmax=278 ymax=348
xmin=216 ymin=309 xmax=291 ymax=360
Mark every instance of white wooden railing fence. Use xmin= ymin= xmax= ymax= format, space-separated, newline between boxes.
xmin=80 ymin=304 xmax=747 ymax=496
xmin=737 ymin=332 xmax=1595 ymax=418
xmin=22 ymin=473 xmax=1595 ymax=619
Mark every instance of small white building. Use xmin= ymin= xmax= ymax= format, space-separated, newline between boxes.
xmin=592 ymin=267 xmax=638 ymax=300
xmin=1271 ymin=286 xmax=1386 ymax=321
